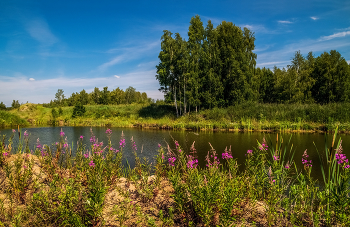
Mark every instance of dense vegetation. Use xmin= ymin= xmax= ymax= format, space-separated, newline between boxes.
xmin=0 ymin=128 xmax=349 ymax=226
xmin=156 ymin=15 xmax=350 ymax=116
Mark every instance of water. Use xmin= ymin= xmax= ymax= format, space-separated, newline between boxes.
xmin=1 ymin=126 xmax=349 ymax=182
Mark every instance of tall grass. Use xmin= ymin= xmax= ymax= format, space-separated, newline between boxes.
xmin=0 ymin=128 xmax=349 ymax=226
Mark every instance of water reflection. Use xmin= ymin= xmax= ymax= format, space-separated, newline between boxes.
xmin=0 ymin=126 xmax=348 ymax=182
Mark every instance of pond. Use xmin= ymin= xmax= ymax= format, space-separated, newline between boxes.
xmin=1 ymin=126 xmax=349 ymax=182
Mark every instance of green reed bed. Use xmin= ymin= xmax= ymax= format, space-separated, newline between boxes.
xmin=1 ymin=128 xmax=350 ymax=226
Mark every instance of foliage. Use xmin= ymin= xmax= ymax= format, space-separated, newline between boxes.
xmin=72 ymin=104 xmax=86 ymax=118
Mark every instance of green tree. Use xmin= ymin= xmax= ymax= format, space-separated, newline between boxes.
xmin=311 ymin=50 xmax=350 ymax=103
xmin=99 ymin=86 xmax=111 ymax=105
xmin=125 ymin=86 xmax=136 ymax=104
xmin=0 ymin=102 xmax=6 ymax=110
xmin=72 ymin=103 xmax=86 ymax=118
xmin=91 ymin=87 xmax=101 ymax=105
xmin=51 ymin=108 xmax=58 ymax=119
xmin=79 ymin=89 xmax=89 ymax=105
xmin=110 ymin=87 xmax=125 ymax=104
xmin=11 ymin=100 xmax=20 ymax=108
xmin=55 ymin=89 xmax=65 ymax=105
xmin=187 ymin=15 xmax=204 ymax=112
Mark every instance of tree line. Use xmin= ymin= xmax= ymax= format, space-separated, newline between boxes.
xmin=45 ymin=86 xmax=150 ymax=107
xmin=156 ymin=15 xmax=350 ymax=116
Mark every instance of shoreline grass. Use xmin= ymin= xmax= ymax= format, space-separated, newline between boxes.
xmin=3 ymin=102 xmax=350 ymax=133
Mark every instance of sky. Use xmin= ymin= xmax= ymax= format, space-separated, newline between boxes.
xmin=1 ymin=0 xmax=350 ymax=106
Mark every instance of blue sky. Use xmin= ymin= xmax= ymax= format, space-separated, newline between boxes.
xmin=1 ymin=0 xmax=349 ymax=106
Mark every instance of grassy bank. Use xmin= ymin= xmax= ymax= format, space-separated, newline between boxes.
xmin=0 ymin=110 xmax=28 ymax=128
xmin=0 ymin=128 xmax=349 ymax=226
xmin=5 ymin=102 xmax=350 ymax=132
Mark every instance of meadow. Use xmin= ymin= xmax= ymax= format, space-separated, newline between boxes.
xmin=0 ymin=127 xmax=349 ymax=226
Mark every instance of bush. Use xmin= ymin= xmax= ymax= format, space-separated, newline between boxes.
xmin=72 ymin=104 xmax=86 ymax=118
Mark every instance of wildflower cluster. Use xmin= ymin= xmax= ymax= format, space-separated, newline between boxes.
xmin=302 ymin=149 xmax=312 ymax=168
xmin=168 ymin=157 xmax=176 ymax=166
xmin=206 ymin=143 xmax=220 ymax=168
xmin=273 ymin=151 xmax=280 ymax=161
xmin=246 ymin=149 xmax=253 ymax=156
xmin=259 ymin=137 xmax=268 ymax=151
xmin=222 ymin=146 xmax=233 ymax=159
xmin=187 ymin=155 xmax=198 ymax=169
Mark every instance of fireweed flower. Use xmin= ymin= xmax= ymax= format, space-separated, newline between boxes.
xmin=89 ymin=160 xmax=95 ymax=168
xmin=245 ymin=150 xmax=253 ymax=156
xmin=187 ymin=155 xmax=198 ymax=169
xmin=24 ymin=130 xmax=29 ymax=138
xmin=3 ymin=152 xmax=8 ymax=157
xmin=302 ymin=149 xmax=312 ymax=168
xmin=90 ymin=136 xmax=96 ymax=143
xmin=285 ymin=161 xmax=290 ymax=169
xmin=60 ymin=130 xmax=65 ymax=137
xmin=175 ymin=141 xmax=179 ymax=148
xmin=63 ymin=143 xmax=68 ymax=148
xmin=259 ymin=137 xmax=268 ymax=151
xmin=222 ymin=146 xmax=233 ymax=159
xmin=168 ymin=157 xmax=176 ymax=166
xmin=158 ymin=144 xmax=161 ymax=148
xmin=80 ymin=135 xmax=84 ymax=140
xmin=119 ymin=139 xmax=126 ymax=148
xmin=83 ymin=153 xmax=89 ymax=158
xmin=106 ymin=128 xmax=112 ymax=134
xmin=273 ymin=153 xmax=279 ymax=161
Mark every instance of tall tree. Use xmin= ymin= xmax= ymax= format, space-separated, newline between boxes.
xmin=187 ymin=15 xmax=204 ymax=112
xmin=55 ymin=89 xmax=65 ymax=105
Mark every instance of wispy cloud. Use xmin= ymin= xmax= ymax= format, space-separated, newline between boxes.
xmin=310 ymin=16 xmax=319 ymax=20
xmin=25 ymin=18 xmax=58 ymax=46
xmin=257 ymin=28 xmax=350 ymax=68
xmin=114 ymin=75 xmax=120 ymax=78
xmin=97 ymin=41 xmax=159 ymax=72
xmin=29 ymin=78 xmax=35 ymax=81
xmin=319 ymin=30 xmax=350 ymax=41
xmin=278 ymin=20 xmax=293 ymax=24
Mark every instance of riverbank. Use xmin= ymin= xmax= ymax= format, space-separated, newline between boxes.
xmin=0 ymin=128 xmax=349 ymax=226
xmin=3 ymin=102 xmax=350 ymax=133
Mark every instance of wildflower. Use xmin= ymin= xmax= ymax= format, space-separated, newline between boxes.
xmin=60 ymin=130 xmax=65 ymax=137
xmin=80 ymin=135 xmax=84 ymax=139
xmin=222 ymin=146 xmax=233 ymax=159
xmin=187 ymin=155 xmax=198 ymax=169
xmin=119 ymin=139 xmax=126 ymax=148
xmin=105 ymin=128 xmax=112 ymax=135
xmin=273 ymin=155 xmax=279 ymax=161
xmin=203 ymin=175 xmax=208 ymax=185
xmin=245 ymin=149 xmax=253 ymax=156
xmin=302 ymin=149 xmax=312 ymax=168
xmin=24 ymin=130 xmax=28 ymax=138
xmin=259 ymin=137 xmax=268 ymax=151
xmin=285 ymin=161 xmax=290 ymax=169
xmin=158 ymin=144 xmax=161 ymax=148
xmin=168 ymin=157 xmax=176 ymax=166
xmin=63 ymin=143 xmax=68 ymax=148
xmin=83 ymin=153 xmax=89 ymax=158
xmin=272 ymin=179 xmax=276 ymax=183
xmin=89 ymin=160 xmax=95 ymax=168
xmin=23 ymin=165 xmax=27 ymax=169
xmin=12 ymin=129 xmax=16 ymax=133
xmin=3 ymin=152 xmax=8 ymax=157
xmin=344 ymin=165 xmax=350 ymax=169
xmin=90 ymin=136 xmax=96 ymax=143
xmin=335 ymin=143 xmax=349 ymax=169
xmin=175 ymin=141 xmax=179 ymax=148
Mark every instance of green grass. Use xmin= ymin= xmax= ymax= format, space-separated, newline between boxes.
xmin=5 ymin=102 xmax=350 ymax=132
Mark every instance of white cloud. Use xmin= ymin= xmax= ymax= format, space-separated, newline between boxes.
xmin=0 ymin=69 xmax=161 ymax=105
xmin=25 ymin=18 xmax=58 ymax=46
xmin=97 ymin=41 xmax=159 ymax=72
xmin=319 ymin=31 xmax=350 ymax=41
xmin=310 ymin=17 xmax=319 ymax=20
xmin=278 ymin=20 xmax=293 ymax=24
xmin=114 ymin=75 xmax=120 ymax=78
xmin=29 ymin=78 xmax=35 ymax=81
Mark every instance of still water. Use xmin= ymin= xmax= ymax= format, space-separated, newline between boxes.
xmin=1 ymin=126 xmax=349 ymax=181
